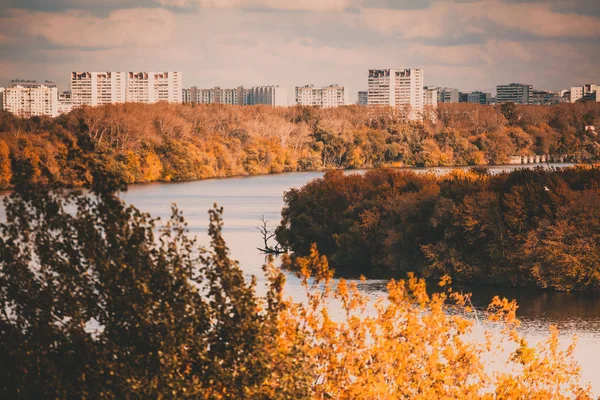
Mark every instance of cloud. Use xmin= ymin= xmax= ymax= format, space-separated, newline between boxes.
xmin=158 ymin=0 xmax=351 ymax=11
xmin=361 ymin=0 xmax=600 ymax=39
xmin=0 ymin=0 xmax=598 ymax=100
xmin=2 ymin=8 xmax=176 ymax=49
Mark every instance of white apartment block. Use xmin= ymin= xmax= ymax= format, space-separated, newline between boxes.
xmin=126 ymin=72 xmax=182 ymax=103
xmin=58 ymin=91 xmax=73 ymax=115
xmin=570 ymin=86 xmax=584 ymax=103
xmin=570 ymin=84 xmax=599 ymax=103
xmin=2 ymin=84 xmax=58 ymax=118
xmin=423 ymin=86 xmax=438 ymax=108
xmin=71 ymin=71 xmax=182 ymax=107
xmin=368 ymin=69 xmax=424 ymax=120
xmin=295 ymin=85 xmax=345 ymax=108
xmin=183 ymin=85 xmax=287 ymax=107
xmin=71 ymin=72 xmax=126 ymax=107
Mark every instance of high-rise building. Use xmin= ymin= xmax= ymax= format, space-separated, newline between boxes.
xmin=1 ymin=82 xmax=58 ymax=118
xmin=182 ymin=85 xmax=287 ymax=107
xmin=71 ymin=72 xmax=126 ymax=107
xmin=183 ymin=87 xmax=220 ymax=104
xmin=496 ymin=83 xmax=532 ymax=104
xmin=126 ymin=72 xmax=182 ymax=103
xmin=368 ymin=68 xmax=424 ymax=120
xmin=437 ymin=87 xmax=459 ymax=103
xmin=295 ymin=85 xmax=345 ymax=108
xmin=71 ymin=71 xmax=181 ymax=107
xmin=357 ymin=91 xmax=368 ymax=106
xmin=423 ymin=86 xmax=438 ymax=108
xmin=248 ymin=86 xmax=287 ymax=107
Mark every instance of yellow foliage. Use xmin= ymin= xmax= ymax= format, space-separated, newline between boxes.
xmin=0 ymin=140 xmax=11 ymax=188
xmin=272 ymin=247 xmax=592 ymax=399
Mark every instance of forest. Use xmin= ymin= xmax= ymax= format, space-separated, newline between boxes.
xmin=276 ymin=166 xmax=600 ymax=291
xmin=0 ymin=101 xmax=599 ymax=189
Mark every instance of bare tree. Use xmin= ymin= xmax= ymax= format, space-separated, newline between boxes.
xmin=257 ymin=216 xmax=283 ymax=254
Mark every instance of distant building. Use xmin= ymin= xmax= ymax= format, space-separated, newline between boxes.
xmin=423 ymin=86 xmax=438 ymax=108
xmin=2 ymin=82 xmax=58 ymax=117
xmin=183 ymin=87 xmax=219 ymax=104
xmin=368 ymin=68 xmax=424 ymax=120
xmin=295 ymin=85 xmax=345 ymax=108
xmin=570 ymin=86 xmax=584 ymax=103
xmin=437 ymin=87 xmax=459 ymax=103
xmin=496 ymin=83 xmax=532 ymax=105
xmin=10 ymin=79 xmax=57 ymax=89
xmin=58 ymin=91 xmax=73 ymax=114
xmin=530 ymin=90 xmax=561 ymax=105
xmin=459 ymin=92 xmax=469 ymax=103
xmin=183 ymin=85 xmax=287 ymax=107
xmin=71 ymin=72 xmax=126 ymax=107
xmin=126 ymin=71 xmax=182 ymax=103
xmin=465 ymin=91 xmax=492 ymax=105
xmin=357 ymin=91 xmax=368 ymax=105
xmin=249 ymin=86 xmax=287 ymax=107
xmin=70 ymin=71 xmax=182 ymax=107
xmin=578 ymin=91 xmax=600 ymax=103
xmin=570 ymin=83 xmax=599 ymax=103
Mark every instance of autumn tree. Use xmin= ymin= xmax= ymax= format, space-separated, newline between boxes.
xmin=0 ymin=170 xmax=311 ymax=398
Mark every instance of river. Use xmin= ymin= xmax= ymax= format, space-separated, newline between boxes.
xmin=118 ymin=164 xmax=600 ymax=394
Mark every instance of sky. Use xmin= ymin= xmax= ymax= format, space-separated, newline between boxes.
xmin=0 ymin=0 xmax=599 ymax=102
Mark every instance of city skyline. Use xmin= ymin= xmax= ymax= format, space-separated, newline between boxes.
xmin=1 ymin=0 xmax=599 ymax=103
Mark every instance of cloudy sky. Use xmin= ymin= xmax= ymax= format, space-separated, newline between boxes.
xmin=1 ymin=0 xmax=599 ymax=101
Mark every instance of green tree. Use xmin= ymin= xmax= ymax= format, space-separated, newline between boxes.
xmin=0 ymin=171 xmax=310 ymax=399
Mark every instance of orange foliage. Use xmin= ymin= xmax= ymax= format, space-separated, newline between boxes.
xmin=0 ymin=101 xmax=599 ymax=189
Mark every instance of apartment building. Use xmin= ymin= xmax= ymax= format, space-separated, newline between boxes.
xmin=458 ymin=91 xmax=492 ymax=105
xmin=496 ymin=83 xmax=532 ymax=104
xmin=58 ymin=91 xmax=73 ymax=114
xmin=569 ymin=84 xmax=598 ymax=103
xmin=357 ymin=91 xmax=368 ymax=105
xmin=295 ymin=85 xmax=345 ymax=108
xmin=250 ymin=86 xmax=287 ymax=107
xmin=71 ymin=72 xmax=126 ymax=107
xmin=126 ymin=71 xmax=182 ymax=103
xmin=423 ymin=86 xmax=438 ymax=108
xmin=1 ymin=82 xmax=58 ymax=118
xmin=183 ymin=85 xmax=287 ymax=107
xmin=71 ymin=71 xmax=182 ymax=107
xmin=530 ymin=90 xmax=561 ymax=105
xmin=570 ymin=86 xmax=584 ymax=103
xmin=368 ymin=68 xmax=424 ymax=120
xmin=437 ymin=87 xmax=459 ymax=103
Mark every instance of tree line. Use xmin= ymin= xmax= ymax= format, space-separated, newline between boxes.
xmin=0 ymin=101 xmax=599 ymax=189
xmin=276 ymin=166 xmax=600 ymax=291
xmin=0 ymin=169 xmax=593 ymax=398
